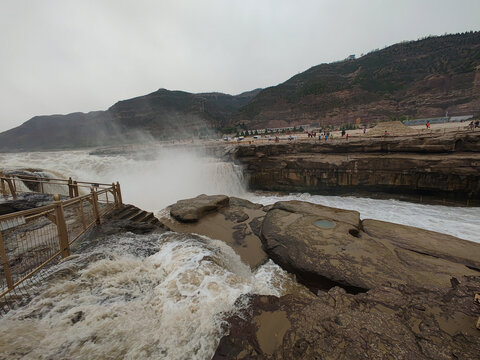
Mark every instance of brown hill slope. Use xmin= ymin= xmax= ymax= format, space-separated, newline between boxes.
xmin=232 ymin=32 xmax=480 ymax=129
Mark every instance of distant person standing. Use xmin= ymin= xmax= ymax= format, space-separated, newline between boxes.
xmin=426 ymin=121 xmax=430 ymax=129
xmin=363 ymin=127 xmax=366 ymax=134
xmin=346 ymin=133 xmax=349 ymax=141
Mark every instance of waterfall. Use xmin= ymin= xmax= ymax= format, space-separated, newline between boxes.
xmin=0 ymin=147 xmax=247 ymax=210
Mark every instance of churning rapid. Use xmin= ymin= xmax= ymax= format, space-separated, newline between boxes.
xmin=0 ymin=231 xmax=298 ymax=359
xmin=0 ymin=145 xmax=479 ymax=359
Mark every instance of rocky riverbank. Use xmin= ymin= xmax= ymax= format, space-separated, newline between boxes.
xmin=2 ymin=192 xmax=479 ymax=358
xmin=161 ymin=194 xmax=480 ymax=359
xmin=232 ymin=131 xmax=480 ymax=206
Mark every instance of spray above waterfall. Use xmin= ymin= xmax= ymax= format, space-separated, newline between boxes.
xmin=0 ymin=145 xmax=247 ymax=211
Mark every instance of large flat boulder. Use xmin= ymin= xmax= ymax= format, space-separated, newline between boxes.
xmin=162 ymin=196 xmax=268 ymax=268
xmin=362 ymin=219 xmax=480 ymax=270
xmin=260 ymin=200 xmax=479 ymax=292
xmin=170 ymin=194 xmax=229 ymax=222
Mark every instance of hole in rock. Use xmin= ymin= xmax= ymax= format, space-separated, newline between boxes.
xmin=298 ymin=272 xmax=369 ymax=295
xmin=454 ymin=139 xmax=465 ymax=151
xmin=349 ymin=229 xmax=360 ymax=238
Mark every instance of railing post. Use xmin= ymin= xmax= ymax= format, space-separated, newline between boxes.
xmin=5 ymin=175 xmax=16 ymax=200
xmin=116 ymin=181 xmax=123 ymax=205
xmin=0 ymin=171 xmax=5 ymax=197
xmin=90 ymin=187 xmax=101 ymax=225
xmin=0 ymin=231 xmax=14 ymax=290
xmin=111 ymin=183 xmax=118 ymax=206
xmin=73 ymin=181 xmax=79 ymax=197
xmin=53 ymin=194 xmax=70 ymax=258
xmin=68 ymin=177 xmax=74 ymax=198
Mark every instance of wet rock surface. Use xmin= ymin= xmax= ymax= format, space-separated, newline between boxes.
xmin=176 ymin=196 xmax=480 ymax=359
xmin=161 ymin=196 xmax=268 ymax=268
xmin=170 ymin=194 xmax=230 ymax=222
xmin=0 ymin=193 xmax=56 ymax=216
xmin=214 ymin=276 xmax=480 ymax=360
xmin=361 ymin=219 xmax=480 ymax=271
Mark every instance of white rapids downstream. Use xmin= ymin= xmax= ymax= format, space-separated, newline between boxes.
xmin=0 ymin=232 xmax=292 ymax=359
xmin=0 ymin=146 xmax=479 ymax=359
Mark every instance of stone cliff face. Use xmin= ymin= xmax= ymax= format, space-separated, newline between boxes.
xmin=233 ymin=132 xmax=480 ymax=205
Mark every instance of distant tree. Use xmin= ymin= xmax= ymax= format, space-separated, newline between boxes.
xmin=254 ymin=130 xmax=258 ymax=135
xmin=221 ymin=126 xmax=237 ymax=134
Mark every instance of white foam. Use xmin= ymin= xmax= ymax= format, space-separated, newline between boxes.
xmin=0 ymin=232 xmax=288 ymax=360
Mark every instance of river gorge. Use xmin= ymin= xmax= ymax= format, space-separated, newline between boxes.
xmin=0 ymin=131 xmax=479 ymax=359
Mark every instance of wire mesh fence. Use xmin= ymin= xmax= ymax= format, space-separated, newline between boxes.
xmin=0 ymin=179 xmax=122 ymax=312
xmin=97 ymin=188 xmax=117 ymax=217
xmin=0 ymin=206 xmax=61 ymax=312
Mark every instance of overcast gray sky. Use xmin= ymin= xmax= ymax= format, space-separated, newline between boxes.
xmin=1 ymin=0 xmax=479 ymax=132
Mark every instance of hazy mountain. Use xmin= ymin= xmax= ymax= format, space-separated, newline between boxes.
xmin=0 ymin=88 xmax=261 ymax=151
xmin=1 ymin=31 xmax=479 ymax=151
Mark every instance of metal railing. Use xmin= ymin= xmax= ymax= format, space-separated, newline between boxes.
xmin=0 ymin=171 xmax=123 ymax=199
xmin=0 ymin=175 xmax=122 ymax=312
